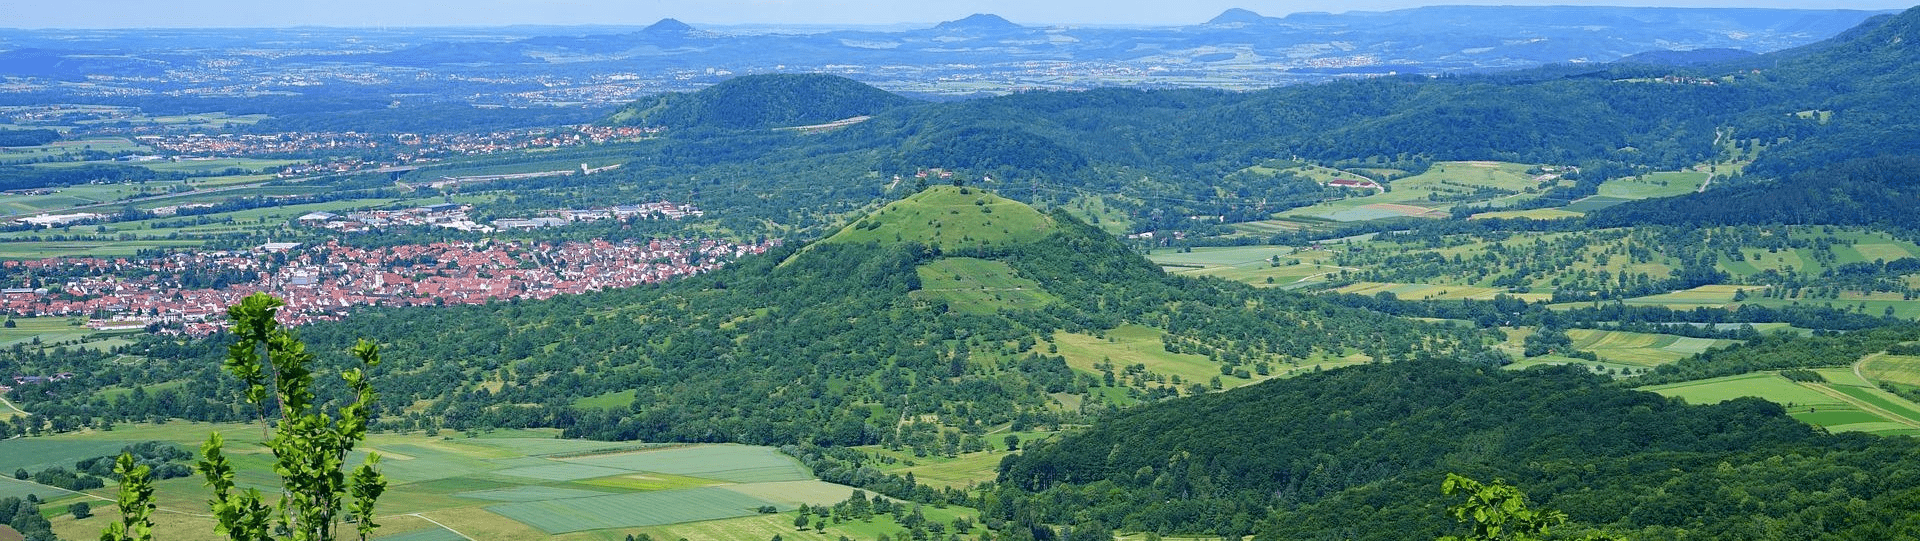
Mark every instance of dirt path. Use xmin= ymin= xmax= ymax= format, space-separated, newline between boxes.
xmin=0 ymin=395 xmax=27 ymax=417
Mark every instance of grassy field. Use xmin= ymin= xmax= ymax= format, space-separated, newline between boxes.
xmin=1595 ymin=171 xmax=1707 ymax=199
xmin=821 ymin=186 xmax=1055 ymax=249
xmin=1563 ymin=329 xmax=1735 ymax=367
xmin=913 ymin=257 xmax=1059 ymax=314
xmin=1276 ymin=161 xmax=1547 ymax=222
xmin=21 ymin=424 xmax=895 ymax=541
xmin=572 ymin=389 xmax=636 ymax=410
xmin=1052 ymin=324 xmax=1255 ymax=389
xmin=1643 ymin=370 xmax=1920 ymax=436
xmin=1861 ymin=354 xmax=1920 ymax=387
xmin=854 ymin=438 xmax=1050 ymax=489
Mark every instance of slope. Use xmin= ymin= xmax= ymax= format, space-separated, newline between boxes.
xmin=819 ymin=185 xmax=1056 ymax=249
xmin=991 ymin=359 xmax=1920 ymax=540
xmin=36 ymin=188 xmax=1496 ymax=450
xmin=604 ymin=73 xmax=918 ymax=130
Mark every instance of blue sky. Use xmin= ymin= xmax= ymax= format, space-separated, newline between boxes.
xmin=3 ymin=0 xmax=1912 ymax=28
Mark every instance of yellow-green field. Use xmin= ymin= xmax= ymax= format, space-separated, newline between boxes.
xmin=1861 ymin=354 xmax=1920 ymax=388
xmin=1563 ymin=329 xmax=1736 ymax=367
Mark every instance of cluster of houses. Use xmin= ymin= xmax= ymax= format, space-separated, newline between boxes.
xmin=0 ymin=236 xmax=777 ymax=336
xmin=298 ymin=200 xmax=703 ymax=234
xmin=298 ymin=203 xmax=484 ymax=233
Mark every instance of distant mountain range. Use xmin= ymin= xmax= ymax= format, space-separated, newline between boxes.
xmin=356 ymin=6 xmax=1882 ymax=71
xmin=0 ymin=6 xmax=1893 ymax=101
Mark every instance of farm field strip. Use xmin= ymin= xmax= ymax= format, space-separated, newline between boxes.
xmin=485 ymin=486 xmax=781 ymax=533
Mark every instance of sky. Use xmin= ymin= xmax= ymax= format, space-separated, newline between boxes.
xmin=2 ymin=0 xmax=1912 ymax=28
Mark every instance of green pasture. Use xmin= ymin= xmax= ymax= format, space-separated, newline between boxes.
xmin=913 ymin=257 xmax=1058 ymax=314
xmin=572 ymin=389 xmax=636 ymax=410
xmin=1643 ymin=372 xmax=1840 ymax=409
xmin=1643 ymin=370 xmax=1920 ymax=435
xmin=1595 ymin=171 xmax=1706 ymax=199
xmin=1052 ymin=324 xmax=1266 ymax=389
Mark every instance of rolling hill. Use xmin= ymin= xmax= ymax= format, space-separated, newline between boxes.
xmin=991 ymin=359 xmax=1920 ymax=540
xmin=604 ymin=73 xmax=917 ymax=130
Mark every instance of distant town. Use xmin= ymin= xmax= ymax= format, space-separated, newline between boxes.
xmin=3 ymin=235 xmax=776 ymax=336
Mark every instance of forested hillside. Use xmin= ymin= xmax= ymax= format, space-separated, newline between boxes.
xmin=540 ymin=8 xmax=1920 ymax=236
xmin=8 ymin=187 xmax=1496 ymax=447
xmin=605 ymin=73 xmax=917 ymax=130
xmin=991 ymin=360 xmax=1920 ymax=540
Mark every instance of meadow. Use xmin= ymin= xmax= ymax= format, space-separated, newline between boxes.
xmin=1147 ymin=245 xmax=1348 ymax=288
xmin=821 ymin=185 xmax=1056 ymax=249
xmin=913 ymin=257 xmax=1059 ymax=314
xmin=1274 ymin=161 xmax=1546 ymax=222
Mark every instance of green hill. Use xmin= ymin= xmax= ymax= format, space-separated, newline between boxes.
xmin=605 ymin=73 xmax=917 ymax=130
xmin=992 ymin=359 xmax=1920 ymax=540
xmin=820 ymin=185 xmax=1057 ymax=249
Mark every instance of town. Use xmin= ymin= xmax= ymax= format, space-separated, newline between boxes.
xmin=0 ymin=235 xmax=776 ymax=335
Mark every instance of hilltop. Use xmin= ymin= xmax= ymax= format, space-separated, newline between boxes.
xmin=933 ymin=14 xmax=1024 ymax=33
xmin=604 ymin=73 xmax=917 ymax=130
xmin=819 ymin=185 xmax=1058 ymax=250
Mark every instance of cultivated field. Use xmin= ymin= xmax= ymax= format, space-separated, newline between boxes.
xmin=1643 ymin=369 xmax=1920 ymax=436
xmin=22 ymin=425 xmax=915 ymax=541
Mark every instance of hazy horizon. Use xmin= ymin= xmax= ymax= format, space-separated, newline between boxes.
xmin=2 ymin=0 xmax=1911 ymax=29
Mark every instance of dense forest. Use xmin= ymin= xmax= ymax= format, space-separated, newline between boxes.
xmin=992 ymin=359 xmax=1920 ymax=540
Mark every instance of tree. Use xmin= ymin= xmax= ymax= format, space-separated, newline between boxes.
xmin=105 ymin=293 xmax=389 ymax=541
xmin=68 ymin=501 xmax=91 ymax=520
xmin=1005 ymin=434 xmax=1020 ymax=451
xmin=1437 ymin=473 xmax=1629 ymax=541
